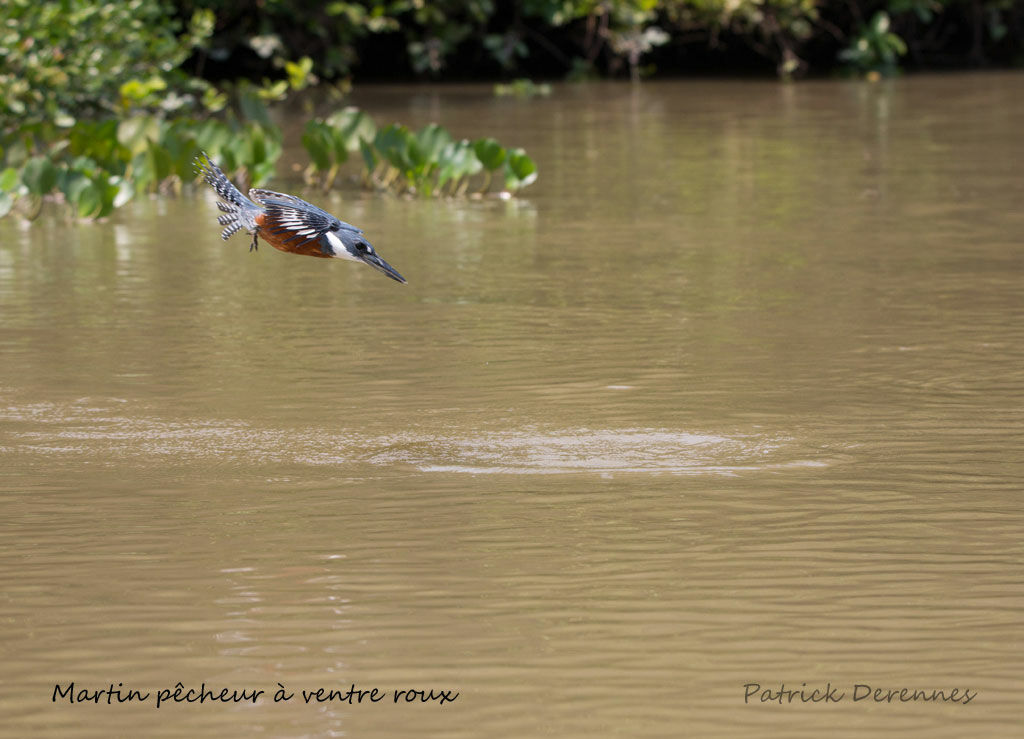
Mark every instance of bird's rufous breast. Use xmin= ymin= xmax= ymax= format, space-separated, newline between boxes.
xmin=254 ymin=211 xmax=332 ymax=258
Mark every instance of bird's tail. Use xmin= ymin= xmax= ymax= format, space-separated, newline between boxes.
xmin=193 ymin=152 xmax=261 ymax=240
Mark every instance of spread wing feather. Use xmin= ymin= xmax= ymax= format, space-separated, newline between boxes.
xmin=249 ymin=189 xmax=363 ymax=256
xmin=250 ymin=189 xmax=363 ymax=234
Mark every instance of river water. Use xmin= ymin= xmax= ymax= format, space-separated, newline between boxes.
xmin=1 ymin=75 xmax=1022 ymax=737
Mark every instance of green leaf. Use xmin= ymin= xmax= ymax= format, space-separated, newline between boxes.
xmin=406 ymin=136 xmax=427 ymax=171
xmin=327 ymin=108 xmax=377 ymax=152
xmin=285 ymin=56 xmax=315 ymax=90
xmin=436 ymin=139 xmax=481 ymax=189
xmin=257 ymin=79 xmax=288 ymax=102
xmin=193 ymin=120 xmax=231 ymax=157
xmin=473 ymin=138 xmax=506 ymax=171
xmin=250 ymin=160 xmax=276 ymax=187
xmin=95 ymin=176 xmax=121 ymax=218
xmin=374 ymin=124 xmax=414 ymax=171
xmin=111 ymin=176 xmax=134 ymax=208
xmin=238 ymin=86 xmax=273 ymax=128
xmin=0 ymin=167 xmax=19 ymax=191
xmin=503 ymin=148 xmax=537 ymax=192
xmin=58 ymin=169 xmax=93 ymax=207
xmin=327 ymin=127 xmax=350 ymax=166
xmin=416 ymin=123 xmax=452 ymax=163
xmin=302 ymin=121 xmax=333 ymax=171
xmin=76 ymin=182 xmax=101 ymax=218
xmin=149 ymin=142 xmax=173 ymax=183
xmin=21 ymin=157 xmax=59 ymax=196
xmin=131 ymin=151 xmax=155 ymax=191
xmin=359 ymin=138 xmax=378 ymax=173
xmin=202 ymin=86 xmax=228 ymax=113
xmin=242 ymin=123 xmax=268 ymax=165
xmin=117 ymin=115 xmax=161 ymax=155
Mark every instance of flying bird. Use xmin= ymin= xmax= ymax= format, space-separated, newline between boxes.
xmin=194 ymin=152 xmax=406 ymax=283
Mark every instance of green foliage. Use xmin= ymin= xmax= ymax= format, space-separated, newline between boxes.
xmin=1 ymin=101 xmax=281 ymax=221
xmin=494 ymin=79 xmax=553 ymax=98
xmin=21 ymin=158 xmax=59 ymax=197
xmin=0 ymin=0 xmax=215 ymax=129
xmin=302 ymin=109 xmax=537 ymax=198
xmin=504 ymin=148 xmax=539 ymax=194
xmin=0 ymin=0 xmax=271 ymax=219
xmin=839 ymin=12 xmax=909 ymax=75
xmin=285 ymin=57 xmax=317 ymax=91
xmin=182 ymin=0 xmax=1020 ymax=81
xmin=2 ymin=0 xmax=1012 ymax=222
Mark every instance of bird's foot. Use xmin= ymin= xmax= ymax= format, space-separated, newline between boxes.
xmin=249 ymin=233 xmax=258 ymax=252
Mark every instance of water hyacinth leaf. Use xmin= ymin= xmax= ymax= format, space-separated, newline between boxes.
xmin=69 ymin=156 xmax=99 ymax=177
xmin=111 ymin=176 xmax=134 ymax=208
xmin=117 ymin=115 xmax=162 ymax=155
xmin=21 ymin=157 xmax=59 ymax=196
xmin=160 ymin=126 xmax=200 ymax=178
xmin=326 ymin=107 xmax=376 ymax=152
xmin=302 ymin=121 xmax=332 ymax=171
xmin=76 ymin=181 xmax=102 ymax=218
xmin=96 ymin=177 xmax=121 ymax=218
xmin=436 ymin=139 xmax=482 ymax=190
xmin=406 ymin=136 xmax=427 ymax=171
xmin=58 ymin=169 xmax=93 ymax=208
xmin=242 ymin=124 xmax=268 ymax=165
xmin=131 ymin=150 xmax=155 ymax=191
xmin=250 ymin=160 xmax=276 ymax=187
xmin=460 ymin=140 xmax=484 ymax=178
xmin=218 ymin=142 xmax=240 ymax=174
xmin=238 ymin=86 xmax=273 ymax=129
xmin=417 ymin=124 xmax=453 ymax=163
xmin=327 ymin=127 xmax=350 ymax=165
xmin=347 ymin=111 xmax=377 ymax=150
xmin=435 ymin=142 xmax=461 ymax=190
xmin=473 ymin=137 xmax=506 ymax=171
xmin=503 ymin=148 xmax=537 ymax=192
xmin=70 ymin=119 xmax=119 ymax=165
xmin=0 ymin=167 xmax=19 ymax=192
xmin=193 ymin=120 xmax=231 ymax=157
xmin=359 ymin=138 xmax=378 ymax=173
xmin=147 ymin=142 xmax=173 ymax=183
xmin=375 ymin=124 xmax=414 ymax=171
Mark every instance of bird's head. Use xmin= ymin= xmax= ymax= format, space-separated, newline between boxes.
xmin=326 ymin=229 xmax=406 ymax=284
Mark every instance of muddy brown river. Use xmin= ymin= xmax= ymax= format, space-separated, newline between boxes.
xmin=2 ymin=74 xmax=1022 ymax=737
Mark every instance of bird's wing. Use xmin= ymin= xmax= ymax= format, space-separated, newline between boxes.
xmin=249 ymin=189 xmax=363 ymax=234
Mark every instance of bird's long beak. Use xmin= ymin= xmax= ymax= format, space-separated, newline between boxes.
xmin=362 ymin=253 xmax=407 ymax=284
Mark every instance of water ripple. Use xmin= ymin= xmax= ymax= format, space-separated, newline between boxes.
xmin=0 ymin=396 xmax=825 ymax=476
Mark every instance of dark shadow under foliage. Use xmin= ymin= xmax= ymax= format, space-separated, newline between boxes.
xmin=173 ymin=0 xmax=1023 ymax=82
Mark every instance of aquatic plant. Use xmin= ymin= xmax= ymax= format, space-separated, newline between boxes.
xmin=493 ymin=79 xmax=553 ymax=98
xmin=302 ymin=108 xmax=538 ymax=198
xmin=1 ymin=98 xmax=537 ymax=221
xmin=0 ymin=93 xmax=281 ymax=220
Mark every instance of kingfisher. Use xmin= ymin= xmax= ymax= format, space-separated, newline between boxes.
xmin=194 ymin=152 xmax=406 ymax=283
